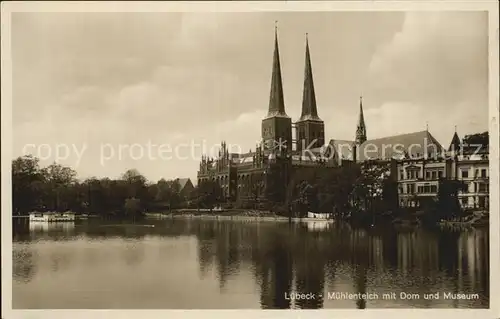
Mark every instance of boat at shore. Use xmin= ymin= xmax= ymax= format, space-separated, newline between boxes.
xmin=301 ymin=212 xmax=334 ymax=222
xmin=29 ymin=212 xmax=76 ymax=223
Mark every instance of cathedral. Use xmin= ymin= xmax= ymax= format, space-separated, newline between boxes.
xmin=197 ymin=27 xmax=489 ymax=210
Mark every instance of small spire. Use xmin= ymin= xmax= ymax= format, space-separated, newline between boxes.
xmin=426 ymin=121 xmax=429 ymax=131
xmin=449 ymin=128 xmax=461 ymax=152
xmin=355 ymin=95 xmax=367 ymax=145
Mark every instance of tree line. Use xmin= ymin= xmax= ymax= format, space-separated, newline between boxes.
xmin=13 ymin=150 xmax=468 ymax=225
xmin=12 ymin=155 xmax=218 ymax=218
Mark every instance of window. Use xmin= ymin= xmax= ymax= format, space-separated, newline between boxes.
xmin=407 ymin=169 xmax=419 ymax=179
xmin=431 ymin=171 xmax=437 ymax=179
xmin=418 ymin=186 xmax=423 ymax=193
xmin=461 ymin=170 xmax=469 ymax=178
xmin=408 ymin=184 xmax=415 ymax=194
xmin=426 ymin=171 xmax=431 ymax=179
xmin=400 ymin=170 xmax=404 ymax=180
xmin=478 ymin=183 xmax=488 ymax=193
xmin=481 ymin=169 xmax=487 ymax=178
xmin=430 ymin=185 xmax=437 ymax=193
xmin=461 ymin=198 xmax=468 ymax=207
xmin=438 ymin=170 xmax=443 ymax=179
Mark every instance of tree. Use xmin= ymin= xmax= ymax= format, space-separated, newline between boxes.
xmin=350 ymin=163 xmax=389 ymax=210
xmin=250 ymin=178 xmax=264 ymax=209
xmin=12 ymin=155 xmax=46 ymax=214
xmin=194 ymin=180 xmax=223 ymax=210
xmin=124 ymin=197 xmax=142 ymax=221
xmin=463 ymin=131 xmax=488 ymax=150
xmin=121 ymin=169 xmax=147 ymax=197
xmin=41 ymin=163 xmax=78 ymax=211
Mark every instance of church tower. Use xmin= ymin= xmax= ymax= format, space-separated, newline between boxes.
xmin=262 ymin=23 xmax=292 ymax=154
xmin=295 ymin=34 xmax=325 ymax=152
xmin=355 ymin=96 xmax=367 ymax=145
xmin=352 ymin=96 xmax=366 ymax=162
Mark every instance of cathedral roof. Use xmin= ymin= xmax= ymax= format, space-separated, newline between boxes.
xmin=328 ymin=139 xmax=354 ymax=160
xmin=175 ymin=178 xmax=193 ymax=190
xmin=356 ymin=130 xmax=444 ymax=162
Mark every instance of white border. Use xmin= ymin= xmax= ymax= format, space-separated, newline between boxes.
xmin=1 ymin=1 xmax=499 ymax=319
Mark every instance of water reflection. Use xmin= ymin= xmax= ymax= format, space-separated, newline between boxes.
xmin=13 ymin=219 xmax=489 ymax=309
xmin=13 ymin=246 xmax=36 ymax=283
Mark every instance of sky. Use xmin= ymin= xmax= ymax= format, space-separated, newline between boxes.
xmin=11 ymin=11 xmax=489 ymax=182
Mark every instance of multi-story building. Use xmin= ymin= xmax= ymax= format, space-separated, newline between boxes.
xmin=198 ymin=29 xmax=348 ymax=204
xmin=394 ymin=156 xmax=457 ymax=208
xmin=197 ymin=28 xmax=489 ymax=210
xmin=456 ymin=147 xmax=489 ymax=209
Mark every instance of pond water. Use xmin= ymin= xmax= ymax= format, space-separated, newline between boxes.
xmin=12 ymin=218 xmax=489 ymax=309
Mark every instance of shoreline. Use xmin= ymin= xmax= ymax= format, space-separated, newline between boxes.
xmin=144 ymin=212 xmax=333 ymax=223
xmin=16 ymin=210 xmax=489 ymax=229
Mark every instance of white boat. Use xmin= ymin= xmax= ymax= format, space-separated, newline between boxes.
xmin=305 ymin=212 xmax=333 ymax=221
xmin=29 ymin=212 xmax=76 ymax=223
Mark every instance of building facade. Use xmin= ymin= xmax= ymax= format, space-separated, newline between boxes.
xmin=197 ymin=28 xmax=489 ymax=210
xmin=198 ymin=29 xmax=342 ymax=205
xmin=456 ymin=150 xmax=489 ymax=209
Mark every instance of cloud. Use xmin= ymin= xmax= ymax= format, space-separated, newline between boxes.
xmin=11 ymin=11 xmax=488 ymax=182
xmin=365 ymin=11 xmax=488 ymax=144
xmin=368 ymin=11 xmax=487 ymax=105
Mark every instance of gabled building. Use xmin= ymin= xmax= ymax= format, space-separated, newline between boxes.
xmin=197 ymin=27 xmax=489 ymax=210
xmin=175 ymin=178 xmax=195 ymax=197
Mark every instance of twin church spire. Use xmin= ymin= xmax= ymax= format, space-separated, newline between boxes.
xmin=264 ymin=24 xmax=365 ymax=151
xmin=267 ymin=26 xmax=321 ymax=121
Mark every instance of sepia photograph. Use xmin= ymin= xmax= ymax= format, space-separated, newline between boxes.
xmin=1 ymin=1 xmax=499 ymax=317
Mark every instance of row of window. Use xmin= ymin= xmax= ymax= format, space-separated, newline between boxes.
xmin=460 ymin=168 xmax=488 ymax=179
xmin=460 ymin=196 xmax=488 ymax=209
xmin=461 ymin=182 xmax=489 ymax=193
xmin=400 ymin=182 xmax=488 ymax=195
xmin=400 ymin=169 xmax=444 ymax=180
xmin=399 ymin=183 xmax=438 ymax=194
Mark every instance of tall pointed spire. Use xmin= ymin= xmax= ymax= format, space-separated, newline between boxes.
xmin=355 ymin=96 xmax=367 ymax=144
xmin=299 ymin=33 xmax=320 ymax=121
xmin=267 ymin=21 xmax=287 ymax=118
xmin=449 ymin=127 xmax=461 ymax=151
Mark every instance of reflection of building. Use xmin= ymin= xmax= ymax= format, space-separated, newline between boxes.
xmin=259 ymin=241 xmax=293 ymax=309
xmin=293 ymin=237 xmax=326 ymax=309
xmin=29 ymin=222 xmax=75 ymax=232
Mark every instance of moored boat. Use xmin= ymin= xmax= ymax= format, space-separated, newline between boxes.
xmin=29 ymin=212 xmax=76 ymax=223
